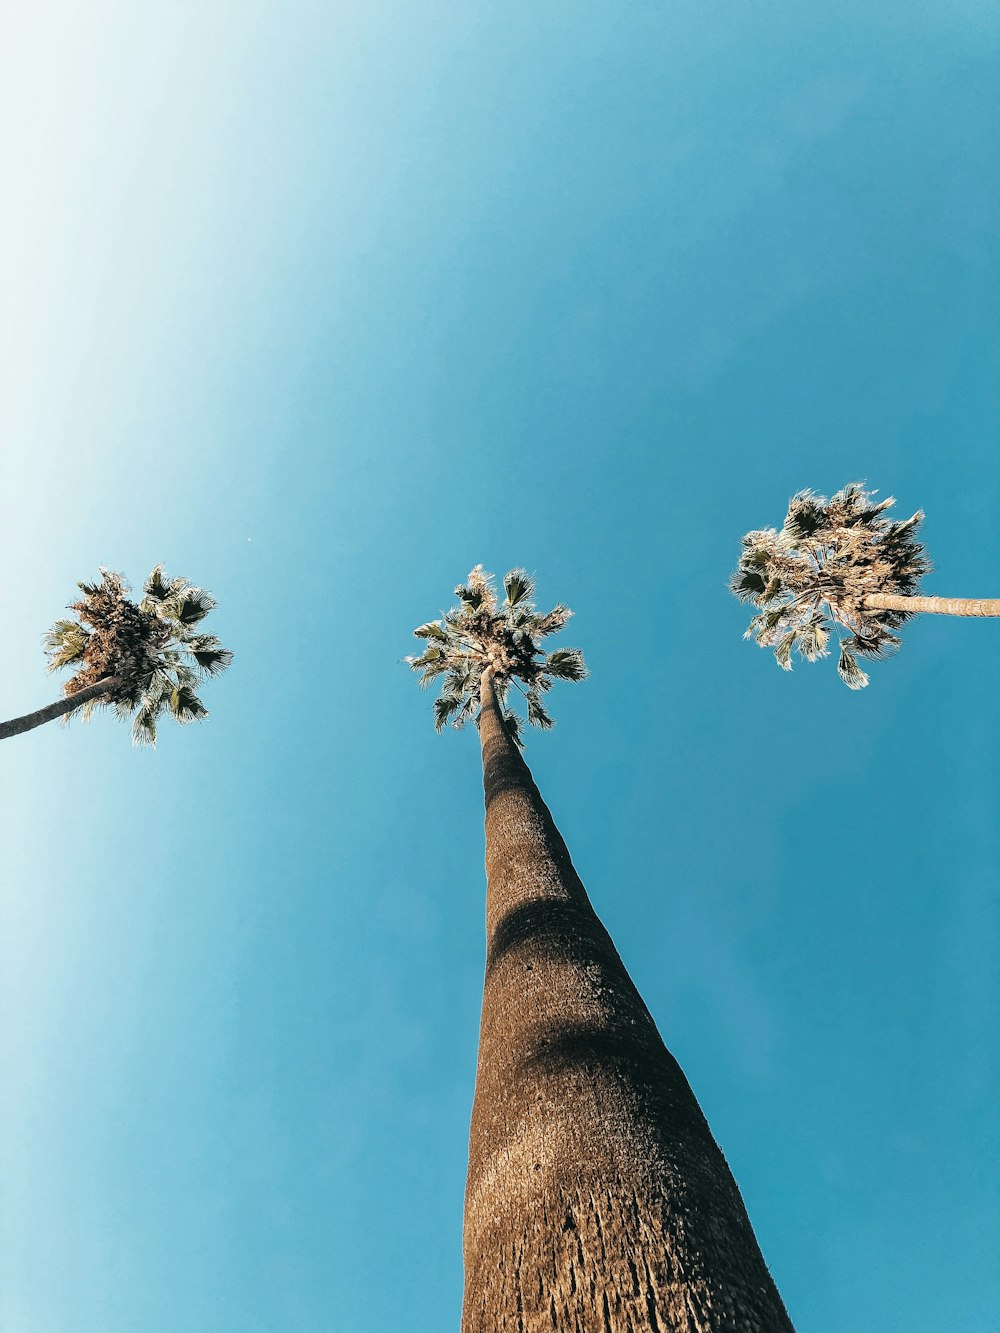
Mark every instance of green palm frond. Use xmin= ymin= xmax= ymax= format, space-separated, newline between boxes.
xmin=169 ymin=686 xmax=209 ymax=724
xmin=413 ymin=621 xmax=448 ymax=641
xmin=837 ymin=646 xmax=869 ymax=690
xmin=168 ymin=589 xmax=216 ymax=627
xmin=774 ymin=632 xmax=796 ymax=672
xmin=140 ymin=564 xmax=176 ymax=608
xmin=797 ymin=616 xmax=831 ymax=663
xmin=525 ymin=690 xmax=554 ymax=729
xmin=407 ymin=645 xmax=451 ymax=687
xmin=544 ymin=648 xmax=587 ymax=681
xmin=433 ymin=693 xmax=463 ymax=732
xmin=729 ymin=568 xmax=769 ymax=602
xmin=782 ymin=490 xmax=826 ymax=540
xmin=43 ymin=619 xmax=91 ymax=670
xmin=131 ymin=705 xmax=159 ymax=746
xmin=183 ymin=634 xmax=235 ymax=676
xmin=531 ymin=605 xmax=572 ymax=637
xmin=503 ymin=569 xmax=534 ymax=607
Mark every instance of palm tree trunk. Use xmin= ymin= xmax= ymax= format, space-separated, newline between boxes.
xmin=462 ymin=669 xmax=793 ymax=1333
xmin=864 ymin=593 xmax=1000 ymax=616
xmin=0 ymin=676 xmax=119 ymax=741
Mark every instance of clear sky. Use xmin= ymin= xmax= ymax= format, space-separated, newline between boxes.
xmin=1 ymin=4 xmax=997 ymax=1331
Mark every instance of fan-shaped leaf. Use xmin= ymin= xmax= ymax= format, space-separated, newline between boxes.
xmin=170 ymin=590 xmax=216 ymax=626
xmin=774 ymin=632 xmax=796 ymax=672
xmin=525 ymin=691 xmax=554 ymax=729
xmin=44 ymin=620 xmax=91 ymax=670
xmin=545 ymin=648 xmax=587 ymax=681
xmin=837 ymin=646 xmax=870 ymax=690
xmin=729 ymin=568 xmax=768 ymax=603
xmin=534 ymin=604 xmax=572 ymax=637
xmin=131 ymin=706 xmax=159 ymax=747
xmin=190 ymin=647 xmax=234 ymax=676
xmin=433 ymin=694 xmax=462 ymax=732
xmin=414 ymin=621 xmax=448 ymax=641
xmin=142 ymin=565 xmax=171 ymax=602
xmin=169 ymin=686 xmax=209 ymax=724
xmin=783 ymin=490 xmax=827 ymax=539
xmin=503 ymin=569 xmax=534 ymax=607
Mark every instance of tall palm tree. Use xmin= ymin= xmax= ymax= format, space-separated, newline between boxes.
xmin=408 ymin=566 xmax=792 ymax=1333
xmin=731 ymin=482 xmax=1000 ymax=688
xmin=0 ymin=566 xmax=233 ymax=744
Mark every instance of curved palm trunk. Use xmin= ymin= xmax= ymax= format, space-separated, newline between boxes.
xmin=0 ymin=676 xmax=118 ymax=741
xmin=864 ymin=593 xmax=1000 ymax=617
xmin=462 ymin=670 xmax=792 ymax=1333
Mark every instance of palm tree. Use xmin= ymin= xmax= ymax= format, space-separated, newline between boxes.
xmin=408 ymin=566 xmax=792 ymax=1333
xmin=0 ymin=567 xmax=233 ymax=744
xmin=731 ymin=482 xmax=1000 ymax=688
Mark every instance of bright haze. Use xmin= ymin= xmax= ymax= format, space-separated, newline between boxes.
xmin=1 ymin=4 xmax=997 ymax=1332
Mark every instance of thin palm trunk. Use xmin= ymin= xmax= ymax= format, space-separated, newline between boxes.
xmin=0 ymin=676 xmax=118 ymax=741
xmin=864 ymin=593 xmax=1000 ymax=617
xmin=462 ymin=669 xmax=792 ymax=1333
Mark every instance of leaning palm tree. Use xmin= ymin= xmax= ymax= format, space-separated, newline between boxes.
xmin=0 ymin=566 xmax=233 ymax=744
xmin=408 ymin=566 xmax=792 ymax=1333
xmin=731 ymin=482 xmax=1000 ymax=688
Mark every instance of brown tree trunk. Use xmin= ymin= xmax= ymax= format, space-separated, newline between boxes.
xmin=0 ymin=676 xmax=119 ymax=741
xmin=864 ymin=593 xmax=1000 ymax=617
xmin=462 ymin=669 xmax=793 ymax=1333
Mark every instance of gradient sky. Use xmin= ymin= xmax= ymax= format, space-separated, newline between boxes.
xmin=2 ymin=4 xmax=998 ymax=1332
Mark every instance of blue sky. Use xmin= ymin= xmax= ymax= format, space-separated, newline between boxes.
xmin=1 ymin=4 xmax=998 ymax=1331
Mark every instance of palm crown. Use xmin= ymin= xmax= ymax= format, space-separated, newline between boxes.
xmin=406 ymin=565 xmax=587 ymax=743
xmin=44 ymin=566 xmax=234 ymax=744
xmin=730 ymin=483 xmax=930 ymax=689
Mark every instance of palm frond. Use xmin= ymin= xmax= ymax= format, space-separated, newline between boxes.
xmin=774 ymin=632 xmax=796 ymax=672
xmin=544 ymin=648 xmax=587 ymax=681
xmin=433 ymin=693 xmax=463 ymax=732
xmin=141 ymin=564 xmax=171 ymax=603
xmin=533 ymin=604 xmax=572 ymax=637
xmin=729 ymin=567 xmax=768 ymax=603
xmin=413 ymin=620 xmax=449 ymax=641
xmin=837 ymin=646 xmax=870 ymax=690
xmin=797 ymin=617 xmax=830 ymax=662
xmin=187 ymin=642 xmax=235 ymax=675
xmin=131 ymin=706 xmax=159 ymax=746
xmin=849 ymin=629 xmax=900 ymax=661
xmin=503 ymin=569 xmax=535 ymax=608
xmin=169 ymin=686 xmax=209 ymax=724
xmin=165 ymin=589 xmax=216 ymax=627
xmin=782 ymin=489 xmax=827 ymax=540
xmin=454 ymin=583 xmax=484 ymax=610
xmin=503 ymin=710 xmax=525 ymax=748
xmin=525 ymin=690 xmax=554 ymax=729
xmin=44 ymin=620 xmax=91 ymax=671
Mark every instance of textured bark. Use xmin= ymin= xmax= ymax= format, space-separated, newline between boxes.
xmin=462 ymin=671 xmax=793 ymax=1333
xmin=864 ymin=593 xmax=1000 ymax=617
xmin=0 ymin=676 xmax=119 ymax=741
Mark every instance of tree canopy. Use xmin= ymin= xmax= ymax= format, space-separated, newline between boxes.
xmin=731 ymin=483 xmax=930 ymax=689
xmin=406 ymin=565 xmax=586 ymax=743
xmin=44 ymin=566 xmax=233 ymax=744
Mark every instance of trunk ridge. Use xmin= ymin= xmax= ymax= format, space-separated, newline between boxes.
xmin=462 ymin=670 xmax=793 ymax=1332
xmin=0 ymin=676 xmax=119 ymax=741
